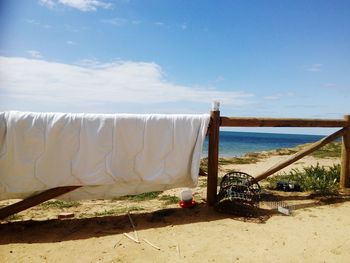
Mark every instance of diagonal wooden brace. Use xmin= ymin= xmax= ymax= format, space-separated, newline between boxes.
xmin=0 ymin=186 xmax=81 ymax=220
xmin=253 ymin=128 xmax=346 ymax=183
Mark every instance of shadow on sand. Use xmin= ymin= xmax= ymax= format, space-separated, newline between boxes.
xmin=0 ymin=193 xmax=349 ymax=245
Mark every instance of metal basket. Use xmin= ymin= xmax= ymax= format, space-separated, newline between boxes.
xmin=217 ymin=171 xmax=261 ymax=205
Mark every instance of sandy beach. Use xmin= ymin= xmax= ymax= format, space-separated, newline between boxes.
xmin=1 ymin=146 xmax=349 ymax=263
xmin=2 ymin=1 xmax=349 ymax=262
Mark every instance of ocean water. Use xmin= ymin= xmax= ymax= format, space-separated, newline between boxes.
xmin=202 ymin=131 xmax=325 ymax=157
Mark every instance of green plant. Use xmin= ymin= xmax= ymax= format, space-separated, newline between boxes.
xmin=200 ymin=156 xmax=259 ymax=171
xmin=92 ymin=206 xmax=144 ymax=217
xmin=199 ymin=176 xmax=223 ymax=188
xmin=6 ymin=214 xmax=23 ymax=220
xmin=311 ymin=142 xmax=341 ymax=158
xmin=200 ymin=158 xmax=208 ymax=171
xmin=199 ymin=179 xmax=207 ymax=188
xmin=229 ymin=157 xmax=259 ymax=164
xmin=159 ymin=195 xmax=180 ymax=205
xmin=265 ymin=163 xmax=340 ymax=195
xmin=275 ymin=148 xmax=298 ymax=156
xmin=114 ymin=191 xmax=162 ymax=201
xmin=41 ymin=200 xmax=81 ymax=209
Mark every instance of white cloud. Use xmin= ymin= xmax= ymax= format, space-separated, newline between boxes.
xmin=64 ymin=24 xmax=81 ymax=32
xmin=323 ymin=83 xmax=337 ymax=88
xmin=38 ymin=0 xmax=56 ymax=8
xmin=66 ymin=40 xmax=77 ymax=45
xmin=0 ymin=57 xmax=253 ymax=112
xmin=39 ymin=0 xmax=112 ymax=12
xmin=132 ymin=20 xmax=141 ymax=25
xmin=26 ymin=50 xmax=43 ymax=59
xmin=263 ymin=92 xmax=295 ymax=100
xmin=101 ymin=18 xmax=128 ymax=26
xmin=25 ymin=19 xmax=52 ymax=29
xmin=101 ymin=18 xmax=142 ymax=27
xmin=215 ymin=76 xmax=225 ymax=82
xmin=263 ymin=95 xmax=280 ymax=100
xmin=155 ymin=22 xmax=165 ymax=26
xmin=306 ymin=63 xmax=323 ymax=72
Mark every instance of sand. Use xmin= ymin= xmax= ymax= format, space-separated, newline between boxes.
xmin=1 ymin=151 xmax=349 ymax=263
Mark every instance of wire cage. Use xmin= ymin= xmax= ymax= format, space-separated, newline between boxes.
xmin=216 ymin=171 xmax=261 ymax=213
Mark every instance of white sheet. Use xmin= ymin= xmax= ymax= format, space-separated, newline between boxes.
xmin=0 ymin=111 xmax=209 ymax=200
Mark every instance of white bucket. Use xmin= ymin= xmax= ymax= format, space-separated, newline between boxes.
xmin=180 ymin=189 xmax=193 ymax=202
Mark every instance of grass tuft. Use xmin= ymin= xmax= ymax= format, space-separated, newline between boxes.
xmin=6 ymin=214 xmax=24 ymax=220
xmin=40 ymin=200 xmax=81 ymax=209
xmin=159 ymin=195 xmax=180 ymax=205
xmin=200 ymin=156 xmax=260 ymax=172
xmin=82 ymin=206 xmax=144 ymax=218
xmin=311 ymin=142 xmax=341 ymax=158
xmin=199 ymin=179 xmax=207 ymax=188
xmin=275 ymin=148 xmax=298 ymax=156
xmin=265 ymin=163 xmax=340 ymax=195
xmin=114 ymin=191 xmax=163 ymax=201
xmin=228 ymin=157 xmax=259 ymax=164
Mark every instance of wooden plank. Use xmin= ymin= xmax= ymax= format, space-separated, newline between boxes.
xmin=340 ymin=115 xmax=350 ymax=188
xmin=0 ymin=186 xmax=81 ymax=220
xmin=220 ymin=117 xmax=347 ymax=128
xmin=254 ymin=128 xmax=346 ymax=183
xmin=207 ymin=110 xmax=220 ymax=206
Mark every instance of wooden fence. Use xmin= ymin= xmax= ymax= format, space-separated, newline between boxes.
xmin=1 ymin=108 xmax=349 ymax=218
xmin=206 ymin=107 xmax=350 ymax=205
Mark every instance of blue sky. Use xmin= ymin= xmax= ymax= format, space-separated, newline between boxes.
xmin=0 ymin=0 xmax=349 ymax=135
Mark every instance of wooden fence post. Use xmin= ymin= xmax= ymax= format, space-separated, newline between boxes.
xmin=207 ymin=101 xmax=220 ymax=206
xmin=340 ymin=115 xmax=350 ymax=189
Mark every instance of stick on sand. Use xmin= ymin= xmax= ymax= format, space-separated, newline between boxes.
xmin=127 ymin=211 xmax=139 ymax=242
xmin=113 ymin=237 xmax=123 ymax=248
xmin=177 ymin=243 xmax=181 ymax=259
xmin=142 ymin=238 xmax=161 ymax=250
xmin=123 ymin=233 xmax=140 ymax=243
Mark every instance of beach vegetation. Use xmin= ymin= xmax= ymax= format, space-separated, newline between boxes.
xmin=158 ymin=195 xmax=180 ymax=205
xmin=40 ymin=200 xmax=81 ymax=209
xmin=199 ymin=179 xmax=207 ymax=187
xmin=199 ymin=176 xmax=224 ymax=188
xmin=6 ymin=214 xmax=24 ymax=220
xmin=200 ymin=158 xmax=208 ymax=171
xmin=311 ymin=142 xmax=341 ymax=158
xmin=275 ymin=148 xmax=298 ymax=156
xmin=229 ymin=156 xmax=259 ymax=164
xmin=81 ymin=206 xmax=144 ymax=218
xmin=115 ymin=191 xmax=162 ymax=201
xmin=273 ymin=142 xmax=341 ymax=158
xmin=200 ymin=156 xmax=260 ymax=172
xmin=265 ymin=163 xmax=340 ymax=195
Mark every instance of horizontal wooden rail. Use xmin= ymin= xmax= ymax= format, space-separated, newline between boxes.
xmin=253 ymin=128 xmax=346 ymax=183
xmin=220 ymin=117 xmax=347 ymax=128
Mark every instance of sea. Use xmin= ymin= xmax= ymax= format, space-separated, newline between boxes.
xmin=202 ymin=131 xmax=326 ymax=157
